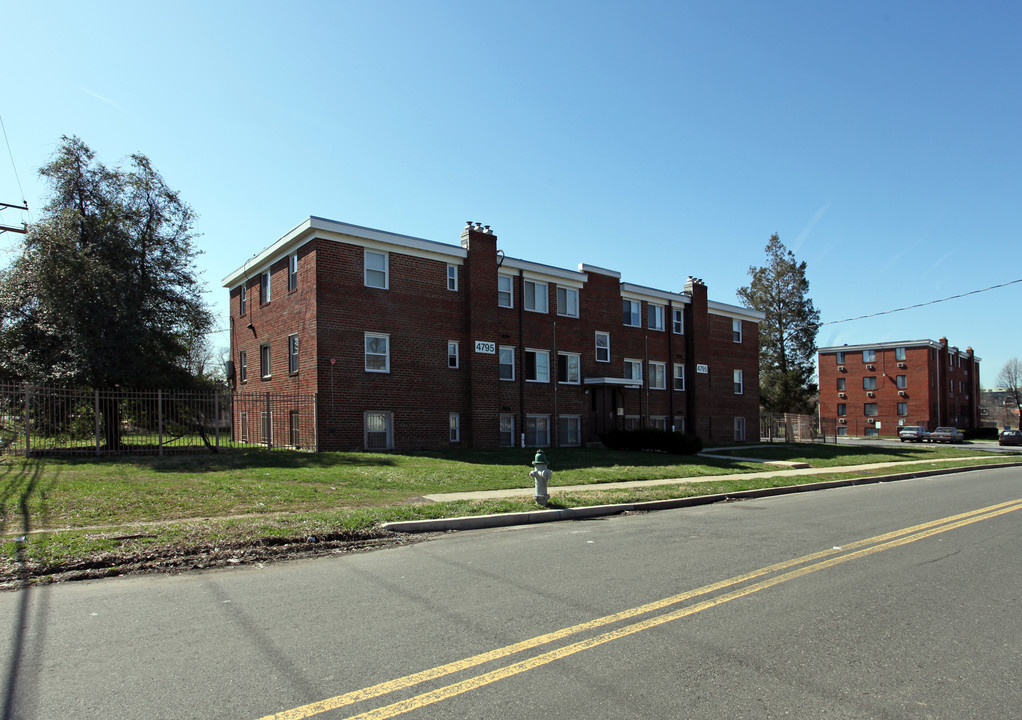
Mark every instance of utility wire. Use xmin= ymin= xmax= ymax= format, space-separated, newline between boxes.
xmin=822 ymin=277 xmax=1022 ymax=326
xmin=0 ymin=111 xmax=26 ymax=204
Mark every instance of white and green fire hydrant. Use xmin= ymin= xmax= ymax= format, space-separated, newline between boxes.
xmin=530 ymin=450 xmax=552 ymax=506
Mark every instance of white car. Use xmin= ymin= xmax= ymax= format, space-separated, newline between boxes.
xmin=898 ymin=426 xmax=930 ymax=442
xmin=929 ymin=427 xmax=964 ymax=443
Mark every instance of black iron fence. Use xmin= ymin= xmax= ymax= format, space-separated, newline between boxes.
xmin=760 ymin=412 xmax=837 ymax=444
xmin=0 ymin=384 xmax=318 ymax=456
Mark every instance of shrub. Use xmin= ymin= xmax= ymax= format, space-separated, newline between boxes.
xmin=598 ymin=428 xmax=703 ymax=455
xmin=964 ymin=426 xmax=998 ymax=441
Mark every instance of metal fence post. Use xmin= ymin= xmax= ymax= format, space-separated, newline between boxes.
xmin=313 ymin=393 xmax=319 ymax=452
xmin=94 ymin=388 xmax=101 ymax=457
xmin=265 ymin=392 xmax=272 ymax=451
xmin=23 ymin=383 xmax=30 ymax=456
xmin=158 ymin=388 xmax=164 ymax=457
xmin=214 ymin=392 xmax=220 ymax=449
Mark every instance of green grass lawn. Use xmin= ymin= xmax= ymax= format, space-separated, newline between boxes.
xmin=0 ymin=443 xmax=1015 ymax=580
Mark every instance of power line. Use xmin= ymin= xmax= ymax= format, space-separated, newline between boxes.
xmin=0 ymin=111 xmax=26 ymax=203
xmin=822 ymin=277 xmax=1022 ymax=326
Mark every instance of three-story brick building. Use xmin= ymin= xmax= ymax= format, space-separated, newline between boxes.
xmin=223 ymin=218 xmax=764 ymax=450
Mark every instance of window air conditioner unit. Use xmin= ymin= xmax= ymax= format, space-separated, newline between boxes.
xmin=838 ymin=365 xmax=846 ymax=372
xmin=867 ymin=391 xmax=875 ymax=397
xmin=868 ymin=417 xmax=875 ymax=424
xmin=866 ymin=364 xmax=875 ymax=370
xmin=839 ymin=418 xmax=846 ymax=424
xmin=898 ymin=362 xmax=907 ymax=369
xmin=898 ymin=390 xmax=906 ymax=396
xmin=838 ymin=392 xmax=846 ymax=398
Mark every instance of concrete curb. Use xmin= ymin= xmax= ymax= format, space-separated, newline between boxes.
xmin=380 ymin=461 xmax=1022 ymax=534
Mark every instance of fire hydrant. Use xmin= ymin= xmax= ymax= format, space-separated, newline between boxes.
xmin=530 ymin=450 xmax=552 ymax=506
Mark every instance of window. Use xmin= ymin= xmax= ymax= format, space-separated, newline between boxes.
xmin=240 ymin=411 xmax=249 ymax=443
xmin=499 ymin=346 xmax=515 ymax=380
xmin=624 ymin=415 xmax=640 ymax=431
xmin=499 ymin=414 xmax=515 ymax=448
xmin=239 ymin=350 xmax=247 ymax=383
xmin=288 ymin=253 xmax=298 ymax=292
xmin=897 ymin=402 xmax=908 ymax=416
xmin=896 ymin=375 xmax=906 ymax=389
xmin=733 ymin=369 xmax=744 ymax=395
xmin=865 ymin=427 xmax=879 ymax=438
xmin=674 ymin=415 xmax=685 ymax=434
xmin=558 ymin=352 xmax=580 ymax=384
xmin=364 ymin=250 xmax=388 ymax=289
xmin=836 ymin=378 xmax=846 ymax=391
xmin=557 ymin=286 xmax=579 ymax=317
xmin=734 ymin=416 xmax=746 ymax=442
xmin=895 ymin=347 xmax=906 ymax=361
xmin=949 ymin=379 xmax=954 ymax=393
xmin=837 ymin=403 xmax=847 ymax=416
xmin=239 ymin=284 xmax=247 ymax=315
xmin=673 ymin=363 xmax=685 ymax=391
xmin=672 ymin=308 xmax=684 ymax=334
xmin=622 ymin=299 xmax=641 ymax=327
xmin=525 ymin=415 xmax=550 ymax=446
xmin=288 ymin=334 xmax=299 ymax=374
xmin=864 ymin=403 xmax=878 ymax=416
xmin=837 ymin=427 xmax=847 ymax=436
xmin=649 ymin=361 xmax=666 ymax=390
xmin=448 ymin=341 xmax=459 ymax=369
xmin=624 ymin=359 xmax=643 ymax=384
xmin=365 ymin=411 xmax=393 ymax=450
xmin=863 ymin=349 xmax=876 ymax=362
xmin=650 ymin=417 xmax=668 ymax=431
xmin=261 ymin=271 xmax=271 ymax=304
xmin=525 ymin=349 xmax=550 ymax=382
xmin=449 ymin=413 xmax=460 ymax=443
xmin=497 ymin=275 xmax=513 ymax=307
xmin=595 ymin=332 xmax=610 ymax=363
xmin=260 ymin=344 xmax=271 ymax=379
xmin=524 ymin=280 xmax=548 ymax=313
xmin=558 ymin=416 xmax=581 ymax=447
xmin=732 ymin=319 xmax=742 ymax=343
xmin=260 ymin=411 xmax=273 ymax=444
xmin=289 ymin=410 xmax=301 ymax=448
xmin=648 ymin=304 xmax=665 ymax=331
xmin=447 ymin=265 xmax=458 ymax=292
xmin=836 ymin=351 xmax=845 ymax=364
xmin=365 ymin=333 xmax=390 ymax=372
xmin=863 ymin=376 xmax=878 ymax=390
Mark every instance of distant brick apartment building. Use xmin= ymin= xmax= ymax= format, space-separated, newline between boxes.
xmin=818 ymin=339 xmax=980 ymax=438
xmin=223 ymin=217 xmax=764 ymax=451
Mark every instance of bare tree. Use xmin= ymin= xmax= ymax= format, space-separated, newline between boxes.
xmin=997 ymin=358 xmax=1022 ymax=430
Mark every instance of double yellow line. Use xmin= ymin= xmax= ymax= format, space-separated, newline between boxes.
xmin=259 ymin=498 xmax=1022 ymax=720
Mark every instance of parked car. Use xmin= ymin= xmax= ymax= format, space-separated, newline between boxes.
xmin=898 ymin=426 xmax=930 ymax=442
xmin=999 ymin=429 xmax=1022 ymax=446
xmin=929 ymin=427 xmax=964 ymax=443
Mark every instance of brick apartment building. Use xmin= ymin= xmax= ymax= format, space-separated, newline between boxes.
xmin=818 ymin=339 xmax=980 ymax=438
xmin=223 ymin=217 xmax=764 ymax=451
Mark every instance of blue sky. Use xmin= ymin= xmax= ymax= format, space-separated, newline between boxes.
xmin=2 ymin=1 xmax=1020 ymax=386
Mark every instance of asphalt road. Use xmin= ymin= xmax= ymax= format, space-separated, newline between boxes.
xmin=2 ymin=467 xmax=1020 ymax=719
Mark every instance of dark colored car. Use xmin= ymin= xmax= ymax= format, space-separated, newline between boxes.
xmin=930 ymin=427 xmax=964 ymax=444
xmin=999 ymin=429 xmax=1022 ymax=446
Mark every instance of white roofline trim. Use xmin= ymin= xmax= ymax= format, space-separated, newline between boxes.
xmin=706 ymin=301 xmax=766 ymax=322
xmin=502 ymin=256 xmax=588 ymax=284
xmin=619 ymin=283 xmax=691 ymax=305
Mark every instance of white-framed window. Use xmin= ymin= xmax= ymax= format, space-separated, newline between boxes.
xmin=289 ymin=410 xmax=301 ymax=448
xmin=288 ymin=334 xmax=299 ymax=374
xmin=447 ymin=264 xmax=458 ymax=292
xmin=449 ymin=413 xmax=460 ymax=442
xmin=673 ymin=363 xmax=685 ymax=391
xmin=558 ymin=415 xmax=581 ymax=447
xmin=239 ymin=284 xmax=247 ymax=315
xmin=949 ymin=378 xmax=954 ymax=393
xmin=624 ymin=359 xmax=643 ymax=384
xmin=499 ymin=413 xmax=515 ymax=448
xmin=836 ymin=351 xmax=846 ymax=364
xmin=556 ymin=286 xmax=579 ymax=318
xmin=649 ymin=361 xmax=666 ymax=389
xmin=864 ymin=403 xmax=878 ymax=416
xmin=364 ymin=250 xmax=388 ymax=289
xmin=499 ymin=346 xmax=515 ymax=380
xmin=524 ymin=280 xmax=548 ymax=313
xmin=673 ymin=415 xmax=685 ymax=434
xmin=734 ymin=416 xmax=746 ymax=442
xmin=260 ymin=271 xmax=271 ymax=304
xmin=622 ymin=299 xmax=641 ymax=327
xmin=733 ymin=369 xmax=743 ymax=395
xmin=558 ymin=352 xmax=581 ymax=384
xmin=260 ymin=344 xmax=271 ymax=379
xmin=863 ymin=376 xmax=877 ymax=390
xmin=863 ymin=349 xmax=876 ymax=362
xmin=897 ymin=402 xmax=908 ymax=416
xmin=239 ymin=350 xmax=247 ymax=383
xmin=648 ymin=304 xmax=665 ymax=331
xmin=526 ymin=349 xmax=550 ymax=382
xmin=365 ymin=333 xmax=390 ymax=373
xmin=288 ymin=253 xmax=298 ymax=292
xmin=624 ymin=415 xmax=640 ymax=431
xmin=525 ymin=415 xmax=550 ymax=447
xmin=448 ymin=341 xmax=459 ymax=369
xmin=595 ymin=331 xmax=610 ymax=363
xmin=650 ymin=416 xmax=667 ymax=431
xmin=837 ymin=403 xmax=846 ymax=416
xmin=239 ymin=411 xmax=249 ymax=443
xmin=365 ymin=411 xmax=393 ymax=450
xmin=732 ymin=319 xmax=742 ymax=343
xmin=672 ymin=308 xmax=683 ymax=334
xmin=895 ymin=347 xmax=906 ymax=361
xmin=837 ymin=377 xmax=846 ymax=391
xmin=260 ymin=411 xmax=273 ymax=444
xmin=896 ymin=374 xmax=907 ymax=389
xmin=497 ymin=274 xmax=513 ymax=308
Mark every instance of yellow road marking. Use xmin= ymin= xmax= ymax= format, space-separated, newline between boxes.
xmin=258 ymin=498 xmax=1022 ymax=720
